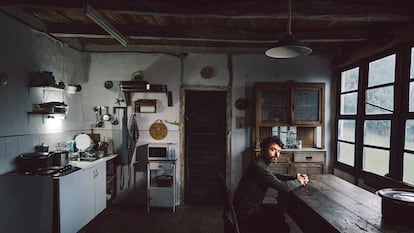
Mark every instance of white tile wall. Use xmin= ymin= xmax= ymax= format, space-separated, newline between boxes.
xmin=0 ymin=131 xmax=83 ymax=174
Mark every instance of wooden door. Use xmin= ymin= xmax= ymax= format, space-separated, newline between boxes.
xmin=185 ymin=90 xmax=227 ymax=204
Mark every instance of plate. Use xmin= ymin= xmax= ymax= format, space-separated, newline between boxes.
xmin=74 ymin=134 xmax=92 ymax=151
xmin=149 ymin=120 xmax=168 ymax=140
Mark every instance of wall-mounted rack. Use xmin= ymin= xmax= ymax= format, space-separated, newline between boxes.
xmin=119 ymin=81 xmax=172 ymax=106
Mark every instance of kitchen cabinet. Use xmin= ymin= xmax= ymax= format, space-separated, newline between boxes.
xmin=79 ymin=161 xmax=106 ymax=224
xmin=58 ymin=170 xmax=84 ymax=233
xmin=147 ymin=160 xmax=176 ymax=212
xmin=254 ymin=81 xmax=325 ymax=149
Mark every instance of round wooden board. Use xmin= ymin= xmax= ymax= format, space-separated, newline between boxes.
xmin=149 ymin=120 xmax=168 ymax=140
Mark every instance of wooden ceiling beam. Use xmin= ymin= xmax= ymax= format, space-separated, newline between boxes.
xmin=47 ymin=22 xmax=370 ymax=43
xmin=1 ymin=1 xmax=413 ymax=22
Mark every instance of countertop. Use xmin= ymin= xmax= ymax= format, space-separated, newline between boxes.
xmin=70 ymin=154 xmax=117 ymax=169
xmin=281 ymin=148 xmax=326 ymax=152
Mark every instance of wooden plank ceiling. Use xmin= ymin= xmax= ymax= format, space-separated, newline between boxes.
xmin=1 ymin=0 xmax=413 ymax=57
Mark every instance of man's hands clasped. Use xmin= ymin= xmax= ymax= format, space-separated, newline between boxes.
xmin=297 ymin=173 xmax=309 ymax=186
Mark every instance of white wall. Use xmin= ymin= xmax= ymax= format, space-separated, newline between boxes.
xmin=0 ymin=13 xmax=87 ymax=174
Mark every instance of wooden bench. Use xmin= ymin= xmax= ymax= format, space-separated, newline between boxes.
xmin=217 ymin=171 xmax=241 ymax=233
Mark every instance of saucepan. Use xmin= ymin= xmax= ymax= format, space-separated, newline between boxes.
xmin=50 ymin=151 xmax=69 ymax=166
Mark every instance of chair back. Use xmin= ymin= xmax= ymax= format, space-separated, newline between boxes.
xmin=217 ymin=171 xmax=241 ymax=233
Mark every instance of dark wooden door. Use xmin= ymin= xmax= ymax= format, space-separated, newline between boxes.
xmin=185 ymin=90 xmax=227 ymax=204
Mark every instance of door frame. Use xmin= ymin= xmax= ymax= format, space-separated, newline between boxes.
xmin=179 ymin=85 xmax=232 ymax=203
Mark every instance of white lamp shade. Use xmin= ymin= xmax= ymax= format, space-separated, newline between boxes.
xmin=265 ymin=34 xmax=312 ymax=58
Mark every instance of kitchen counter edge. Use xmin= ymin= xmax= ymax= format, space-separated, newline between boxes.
xmin=70 ymin=154 xmax=118 ymax=169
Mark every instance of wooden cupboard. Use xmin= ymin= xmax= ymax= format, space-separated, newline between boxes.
xmin=254 ymin=81 xmax=326 ymax=202
xmin=254 ymin=81 xmax=325 ymax=149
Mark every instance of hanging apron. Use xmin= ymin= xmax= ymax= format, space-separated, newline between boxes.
xmin=120 ymin=110 xmax=139 ymax=189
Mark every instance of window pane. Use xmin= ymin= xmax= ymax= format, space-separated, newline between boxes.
xmin=368 ymin=54 xmax=395 ymax=87
xmin=363 ymin=147 xmax=389 ymax=176
xmin=411 ymin=47 xmax=414 ymax=80
xmin=410 ymin=81 xmax=414 ymax=112
xmin=341 ymin=67 xmax=359 ymax=92
xmin=337 ymin=142 xmax=355 ymax=166
xmin=340 ymin=93 xmax=358 ymax=115
xmin=338 ymin=119 xmax=355 ymax=142
xmin=366 ymin=86 xmax=394 ymax=114
xmin=406 ymin=120 xmax=414 ymax=151
xmin=403 ymin=152 xmax=414 ymax=185
xmin=261 ymin=89 xmax=289 ymax=122
xmin=364 ymin=120 xmax=391 ymax=147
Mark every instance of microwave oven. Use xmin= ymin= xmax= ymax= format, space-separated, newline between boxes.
xmin=143 ymin=143 xmax=177 ymax=160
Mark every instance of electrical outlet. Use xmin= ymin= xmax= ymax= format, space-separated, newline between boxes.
xmin=0 ymin=71 xmax=8 ymax=86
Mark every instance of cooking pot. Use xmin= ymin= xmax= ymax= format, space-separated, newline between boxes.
xmin=376 ymin=188 xmax=414 ymax=226
xmin=34 ymin=143 xmax=49 ymax=153
xmin=16 ymin=152 xmax=51 ymax=172
xmin=51 ymin=151 xmax=69 ymax=167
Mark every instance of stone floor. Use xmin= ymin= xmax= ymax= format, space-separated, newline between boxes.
xmin=80 ymin=203 xmax=302 ymax=233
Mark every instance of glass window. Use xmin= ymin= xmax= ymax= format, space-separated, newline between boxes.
xmin=366 ymin=86 xmax=394 ymax=114
xmin=410 ymin=48 xmax=414 ymax=112
xmin=340 ymin=93 xmax=358 ymax=115
xmin=340 ymin=68 xmax=359 ymax=115
xmin=404 ymin=120 xmax=414 ymax=184
xmin=337 ymin=142 xmax=355 ymax=166
xmin=406 ymin=120 xmax=414 ymax=151
xmin=338 ymin=120 xmax=355 ymax=142
xmin=341 ymin=68 xmax=359 ymax=92
xmin=410 ymin=47 xmax=414 ymax=80
xmin=410 ymin=82 xmax=414 ymax=112
xmin=363 ymin=147 xmax=389 ymax=176
xmin=368 ymin=54 xmax=396 ymax=87
xmin=403 ymin=153 xmax=414 ymax=184
xmin=364 ymin=120 xmax=391 ymax=147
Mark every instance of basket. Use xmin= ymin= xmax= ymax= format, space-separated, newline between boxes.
xmin=156 ymin=175 xmax=173 ymax=187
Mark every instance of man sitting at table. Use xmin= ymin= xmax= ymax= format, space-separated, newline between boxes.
xmin=233 ymin=136 xmax=309 ymax=233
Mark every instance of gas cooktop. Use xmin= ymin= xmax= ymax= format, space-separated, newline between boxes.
xmin=17 ymin=165 xmax=81 ymax=177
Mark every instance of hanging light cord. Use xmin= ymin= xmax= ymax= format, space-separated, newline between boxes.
xmin=287 ymin=0 xmax=292 ymax=35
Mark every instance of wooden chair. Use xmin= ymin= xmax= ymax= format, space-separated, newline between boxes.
xmin=217 ymin=171 xmax=241 ymax=233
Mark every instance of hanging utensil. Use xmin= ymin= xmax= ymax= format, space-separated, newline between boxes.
xmin=111 ymin=107 xmax=119 ymax=125
xmin=102 ymin=106 xmax=112 ymax=121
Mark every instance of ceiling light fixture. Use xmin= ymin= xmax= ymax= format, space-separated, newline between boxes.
xmin=84 ymin=3 xmax=128 ymax=47
xmin=265 ymin=0 xmax=312 ymax=58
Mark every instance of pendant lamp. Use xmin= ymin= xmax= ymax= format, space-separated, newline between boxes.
xmin=265 ymin=0 xmax=312 ymax=58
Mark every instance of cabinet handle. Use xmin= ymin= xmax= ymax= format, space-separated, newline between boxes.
xmin=305 ymin=156 xmax=313 ymax=160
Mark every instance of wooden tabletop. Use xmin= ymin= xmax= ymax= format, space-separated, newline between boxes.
xmin=278 ymin=174 xmax=413 ymax=233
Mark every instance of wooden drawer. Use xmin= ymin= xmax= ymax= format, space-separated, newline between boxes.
xmin=269 ymin=163 xmax=291 ymax=174
xmin=292 ymin=163 xmax=324 ymax=175
xmin=293 ymin=152 xmax=325 ymax=163
xmin=148 ymin=161 xmax=174 ymax=170
xmin=278 ymin=152 xmax=293 ymax=163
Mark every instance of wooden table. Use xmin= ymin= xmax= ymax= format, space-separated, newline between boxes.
xmin=278 ymin=174 xmax=414 ymax=233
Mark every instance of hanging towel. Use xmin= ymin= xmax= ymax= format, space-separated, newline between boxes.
xmin=119 ymin=108 xmax=130 ymax=166
xmin=120 ymin=111 xmax=140 ymax=190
